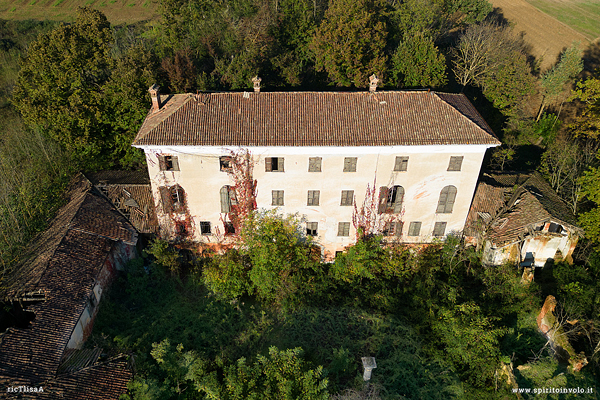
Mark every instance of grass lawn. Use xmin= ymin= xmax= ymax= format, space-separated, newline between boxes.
xmin=526 ymin=0 xmax=600 ymax=41
xmin=0 ymin=0 xmax=157 ymax=24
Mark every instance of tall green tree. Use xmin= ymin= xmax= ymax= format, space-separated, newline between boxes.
xmin=310 ymin=0 xmax=388 ymax=87
xmin=537 ymin=44 xmax=583 ymax=121
xmin=13 ymin=7 xmax=113 ymax=157
xmin=390 ymin=32 xmax=447 ymax=88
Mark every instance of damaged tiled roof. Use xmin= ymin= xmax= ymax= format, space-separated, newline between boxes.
xmin=133 ymin=91 xmax=500 ymax=147
xmin=85 ymin=171 xmax=158 ymax=234
xmin=0 ymin=174 xmax=135 ymax=398
xmin=465 ymin=172 xmax=583 ymax=247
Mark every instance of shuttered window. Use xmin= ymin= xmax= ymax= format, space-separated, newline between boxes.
xmin=308 ymin=157 xmax=322 ymax=172
xmin=307 ymin=190 xmax=320 ymax=206
xmin=265 ymin=157 xmax=284 ymax=172
xmin=447 ymin=156 xmax=463 ymax=171
xmin=378 ymin=186 xmax=404 ymax=214
xmin=337 ymin=222 xmax=350 ymax=236
xmin=159 ymin=155 xmax=179 ymax=171
xmin=340 ymin=190 xmax=354 ymax=206
xmin=383 ymin=221 xmax=403 ymax=237
xmin=272 ymin=190 xmax=284 ymax=206
xmin=343 ymin=157 xmax=357 ymax=172
xmin=433 ymin=222 xmax=447 ymax=237
xmin=306 ymin=222 xmax=318 ymax=236
xmin=436 ymin=186 xmax=457 ymax=213
xmin=408 ymin=222 xmax=422 ymax=236
xmin=220 ymin=185 xmax=236 ymax=213
xmin=394 ymin=156 xmax=409 ymax=171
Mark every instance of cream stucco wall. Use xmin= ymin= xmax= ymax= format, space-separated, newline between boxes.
xmin=140 ymin=144 xmax=495 ymax=255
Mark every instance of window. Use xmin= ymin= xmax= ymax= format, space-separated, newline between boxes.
xmin=343 ymin=157 xmax=357 ymax=172
xmin=340 ymin=190 xmax=354 ymax=206
xmin=394 ymin=156 xmax=409 ymax=172
xmin=378 ymin=186 xmax=404 ymax=214
xmin=306 ymin=222 xmax=318 ymax=236
xmin=307 ymin=190 xmax=320 ymax=206
xmin=408 ymin=222 xmax=422 ymax=236
xmin=220 ymin=156 xmax=233 ymax=172
xmin=159 ymin=185 xmax=185 ymax=213
xmin=447 ymin=156 xmax=463 ymax=171
xmin=433 ymin=222 xmax=447 ymax=237
xmin=265 ymin=157 xmax=284 ymax=172
xmin=224 ymin=222 xmax=235 ymax=235
xmin=308 ymin=157 xmax=322 ymax=172
xmin=200 ymin=221 xmax=211 ymax=235
xmin=272 ymin=190 xmax=284 ymax=206
xmin=338 ymin=222 xmax=351 ymax=236
xmin=220 ymin=185 xmax=237 ymax=213
xmin=383 ymin=221 xmax=403 ymax=237
xmin=175 ymin=221 xmax=189 ymax=236
xmin=159 ymin=155 xmax=180 ymax=171
xmin=436 ymin=186 xmax=457 ymax=213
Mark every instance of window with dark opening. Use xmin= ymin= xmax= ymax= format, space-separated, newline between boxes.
xmin=159 ymin=155 xmax=180 ymax=171
xmin=378 ymin=186 xmax=404 ymax=214
xmin=224 ymin=222 xmax=235 ymax=235
xmin=159 ymin=185 xmax=186 ymax=214
xmin=265 ymin=157 xmax=284 ymax=172
xmin=175 ymin=221 xmax=189 ymax=236
xmin=200 ymin=221 xmax=211 ymax=235
xmin=306 ymin=222 xmax=318 ymax=236
xmin=220 ymin=156 xmax=233 ymax=172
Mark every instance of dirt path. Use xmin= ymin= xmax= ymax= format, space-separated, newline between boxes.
xmin=491 ymin=0 xmax=591 ymax=71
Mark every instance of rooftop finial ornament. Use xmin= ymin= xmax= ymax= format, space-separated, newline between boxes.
xmin=252 ymin=76 xmax=262 ymax=93
xmin=369 ymin=74 xmax=379 ymax=92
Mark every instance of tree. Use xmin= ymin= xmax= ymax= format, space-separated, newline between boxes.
xmin=570 ymin=73 xmax=600 ymax=139
xmin=310 ymin=0 xmax=388 ymax=87
xmin=537 ymin=44 xmax=583 ymax=121
xmin=390 ymin=32 xmax=447 ymax=88
xmin=579 ymin=159 xmax=600 ymax=246
xmin=13 ymin=7 xmax=113 ymax=156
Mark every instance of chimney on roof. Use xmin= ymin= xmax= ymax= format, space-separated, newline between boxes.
xmin=369 ymin=74 xmax=380 ymax=92
xmin=149 ymin=84 xmax=161 ymax=113
xmin=252 ymin=76 xmax=262 ymax=93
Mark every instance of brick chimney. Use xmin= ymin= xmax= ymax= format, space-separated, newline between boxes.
xmin=149 ymin=84 xmax=161 ymax=113
xmin=369 ymin=74 xmax=380 ymax=92
xmin=252 ymin=76 xmax=262 ymax=93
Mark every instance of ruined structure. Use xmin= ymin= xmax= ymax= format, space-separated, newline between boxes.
xmin=0 ymin=174 xmax=137 ymax=399
xmin=133 ymin=84 xmax=500 ymax=255
xmin=465 ymin=172 xmax=583 ymax=267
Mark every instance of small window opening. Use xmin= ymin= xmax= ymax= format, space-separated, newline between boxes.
xmin=200 ymin=221 xmax=211 ymax=235
xmin=306 ymin=222 xmax=318 ymax=236
xmin=220 ymin=156 xmax=233 ymax=172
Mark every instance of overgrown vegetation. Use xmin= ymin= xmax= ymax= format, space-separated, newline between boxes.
xmin=3 ymin=0 xmax=600 ymax=397
xmin=91 ymin=213 xmax=600 ymax=399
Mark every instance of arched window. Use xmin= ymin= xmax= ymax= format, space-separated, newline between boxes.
xmin=436 ymin=186 xmax=457 ymax=213
xmin=220 ymin=185 xmax=237 ymax=213
xmin=378 ymin=185 xmax=404 ymax=214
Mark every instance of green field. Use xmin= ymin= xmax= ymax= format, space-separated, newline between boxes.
xmin=526 ymin=0 xmax=600 ymax=41
xmin=0 ymin=0 xmax=157 ymax=24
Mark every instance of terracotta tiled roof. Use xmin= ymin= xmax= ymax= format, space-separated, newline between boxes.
xmin=0 ymin=174 xmax=135 ymax=398
xmin=465 ymin=172 xmax=583 ymax=247
xmin=133 ymin=91 xmax=500 ymax=147
xmin=85 ymin=171 xmax=158 ymax=234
